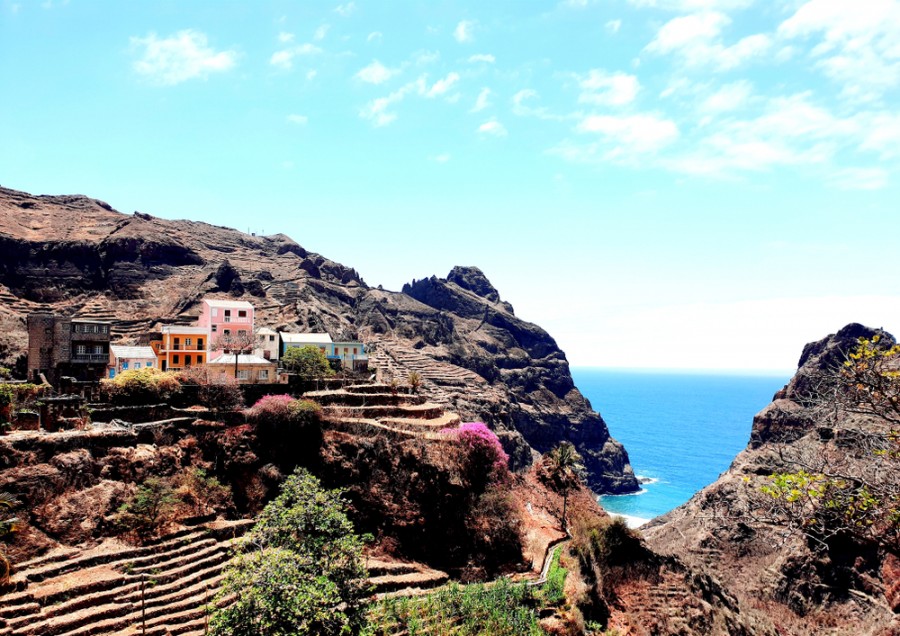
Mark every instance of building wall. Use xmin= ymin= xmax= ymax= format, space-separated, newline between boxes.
xmin=153 ymin=329 xmax=209 ymax=371
xmin=28 ymin=314 xmax=112 ymax=384
xmin=207 ymin=362 xmax=277 ymax=384
xmin=27 ymin=313 xmax=56 ymax=380
xmin=199 ymin=301 xmax=255 ymax=357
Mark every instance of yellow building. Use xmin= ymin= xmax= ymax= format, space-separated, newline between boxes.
xmin=150 ymin=325 xmax=210 ymax=372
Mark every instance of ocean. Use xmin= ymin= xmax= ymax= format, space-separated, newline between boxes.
xmin=571 ymin=369 xmax=791 ymax=527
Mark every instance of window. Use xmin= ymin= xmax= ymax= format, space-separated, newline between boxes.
xmin=269 ymin=335 xmax=275 ymax=342
xmin=212 ymin=325 xmax=218 ymax=333
xmin=94 ymin=345 xmax=104 ymax=354
xmin=344 ymin=347 xmax=349 ymax=354
xmin=122 ymin=361 xmax=129 ymax=370
xmin=238 ymin=310 xmax=247 ymax=318
xmin=198 ymin=338 xmax=204 ymax=349
xmin=258 ymin=369 xmax=269 ymax=380
xmin=173 ymin=355 xmax=180 ymax=364
xmin=224 ymin=310 xmax=231 ymax=323
xmin=76 ymin=345 xmax=87 ymax=355
xmin=185 ymin=355 xmax=192 ymax=367
xmin=224 ymin=329 xmax=231 ymax=336
xmin=353 ymin=347 xmax=358 ymax=354
xmin=236 ymin=370 xmax=250 ymax=380
xmin=185 ymin=338 xmax=192 ymax=346
xmin=134 ymin=362 xmax=141 ymax=369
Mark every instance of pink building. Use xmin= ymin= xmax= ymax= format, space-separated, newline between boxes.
xmin=197 ymin=299 xmax=255 ymax=357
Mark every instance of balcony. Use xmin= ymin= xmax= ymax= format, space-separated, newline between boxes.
xmin=71 ymin=353 xmax=108 ymax=363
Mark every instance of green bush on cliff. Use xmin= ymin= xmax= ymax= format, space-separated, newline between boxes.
xmin=210 ymin=467 xmax=369 ymax=636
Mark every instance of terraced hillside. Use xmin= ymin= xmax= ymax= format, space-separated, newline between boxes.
xmin=0 ymin=520 xmax=251 ymax=636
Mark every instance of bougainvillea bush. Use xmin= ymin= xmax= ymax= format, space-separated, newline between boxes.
xmin=444 ymin=422 xmax=510 ymax=488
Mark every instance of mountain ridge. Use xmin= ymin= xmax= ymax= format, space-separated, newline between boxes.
xmin=0 ymin=184 xmax=638 ymax=494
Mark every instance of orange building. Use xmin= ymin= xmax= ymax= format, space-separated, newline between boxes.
xmin=150 ymin=325 xmax=210 ymax=372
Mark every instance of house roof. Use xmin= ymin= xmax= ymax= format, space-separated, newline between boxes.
xmin=208 ymin=354 xmax=275 ymax=366
xmin=202 ymin=299 xmax=255 ymax=309
xmin=281 ymin=333 xmax=333 ymax=344
xmin=110 ymin=345 xmax=156 ymax=359
xmin=161 ymin=325 xmax=209 ymax=335
xmin=257 ymin=327 xmax=278 ymax=335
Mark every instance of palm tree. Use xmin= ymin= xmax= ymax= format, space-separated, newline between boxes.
xmin=547 ymin=442 xmax=583 ymax=534
xmin=0 ymin=492 xmax=20 ymax=584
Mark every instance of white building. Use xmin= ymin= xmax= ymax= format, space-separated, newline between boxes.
xmin=108 ymin=345 xmax=157 ymax=379
xmin=255 ymin=327 xmax=280 ymax=361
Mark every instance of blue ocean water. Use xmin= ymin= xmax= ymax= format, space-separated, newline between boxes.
xmin=571 ymin=369 xmax=791 ymax=524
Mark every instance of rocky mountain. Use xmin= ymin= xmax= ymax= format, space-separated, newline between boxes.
xmin=644 ymin=324 xmax=900 ymax=635
xmin=0 ymin=185 xmax=638 ymax=494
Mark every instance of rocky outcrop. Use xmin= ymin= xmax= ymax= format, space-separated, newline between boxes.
xmin=644 ymin=324 xmax=900 ymax=635
xmin=0 ymin=185 xmax=637 ymax=494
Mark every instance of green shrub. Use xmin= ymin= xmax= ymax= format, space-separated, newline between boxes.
xmin=178 ymin=468 xmax=232 ymax=517
xmin=282 ymin=346 xmax=334 ymax=379
xmin=210 ymin=468 xmax=369 ymax=636
xmin=101 ymin=368 xmax=182 ymax=405
xmin=368 ymin=578 xmax=545 ymax=636
xmin=114 ymin=477 xmax=179 ymax=541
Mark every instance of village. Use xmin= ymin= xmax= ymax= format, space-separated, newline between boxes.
xmin=25 ymin=297 xmax=368 ymax=388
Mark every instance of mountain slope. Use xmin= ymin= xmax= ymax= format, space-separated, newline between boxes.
xmin=0 ymin=185 xmax=637 ymax=494
xmin=643 ymin=324 xmax=900 ymax=635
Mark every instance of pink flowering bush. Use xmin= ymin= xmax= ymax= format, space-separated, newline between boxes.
xmin=444 ymin=422 xmax=510 ymax=487
xmin=247 ymin=394 xmax=295 ymax=423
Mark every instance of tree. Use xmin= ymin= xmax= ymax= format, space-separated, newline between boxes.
xmin=545 ymin=442 xmax=584 ymax=533
xmin=209 ymin=468 xmax=370 ymax=636
xmin=744 ymin=334 xmax=900 ymax=552
xmin=281 ymin=346 xmax=334 ymax=380
xmin=0 ymin=492 xmax=20 ymax=584
xmin=114 ymin=477 xmax=179 ymax=541
xmin=214 ymin=330 xmax=257 ymax=379
xmin=178 ymin=468 xmax=232 ymax=517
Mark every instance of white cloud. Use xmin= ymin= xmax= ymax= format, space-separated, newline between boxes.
xmin=700 ymin=80 xmax=753 ymax=111
xmin=830 ymin=167 xmax=889 ymax=190
xmin=334 ymin=2 xmax=356 ymax=16
xmin=306 ymin=70 xmax=317 ymax=80
xmin=130 ymin=30 xmax=237 ymax=86
xmin=606 ymin=19 xmax=622 ymax=34
xmin=360 ymin=87 xmax=408 ymax=127
xmin=859 ymin=113 xmax=900 ymax=158
xmin=414 ymin=50 xmax=440 ymax=66
xmin=278 ymin=32 xmax=294 ymax=43
xmin=779 ymin=0 xmax=900 ymax=101
xmin=270 ymin=43 xmax=322 ymax=70
xmin=468 ymin=53 xmax=495 ymax=63
xmin=576 ymin=114 xmax=680 ymax=153
xmin=471 ymin=87 xmax=492 ymax=112
xmin=454 ymin=20 xmax=475 ymax=43
xmin=430 ymin=153 xmax=451 ymax=163
xmin=314 ymin=24 xmax=330 ymax=41
xmin=426 ymin=72 xmax=460 ymax=97
xmin=646 ymin=12 xmax=771 ymax=70
xmin=478 ymin=119 xmax=508 ymax=136
xmin=355 ymin=60 xmax=399 ymax=84
xmin=578 ymin=69 xmax=640 ymax=106
xmin=665 ymin=93 xmax=862 ymax=177
xmin=628 ymin=0 xmax=754 ymax=9
xmin=367 ymin=31 xmax=383 ymax=43
xmin=286 ymin=114 xmax=308 ymax=125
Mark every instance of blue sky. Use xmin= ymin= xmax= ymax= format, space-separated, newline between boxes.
xmin=2 ymin=0 xmax=899 ymax=371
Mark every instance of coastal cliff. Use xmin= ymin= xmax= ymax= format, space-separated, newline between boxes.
xmin=644 ymin=324 xmax=900 ymax=635
xmin=0 ymin=185 xmax=637 ymax=494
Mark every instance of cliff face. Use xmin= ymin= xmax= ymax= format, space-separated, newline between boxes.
xmin=644 ymin=324 xmax=900 ymax=635
xmin=0 ymin=185 xmax=637 ymax=494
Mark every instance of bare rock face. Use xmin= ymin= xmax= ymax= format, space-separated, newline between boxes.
xmin=0 ymin=185 xmax=637 ymax=494
xmin=644 ymin=324 xmax=899 ymax=635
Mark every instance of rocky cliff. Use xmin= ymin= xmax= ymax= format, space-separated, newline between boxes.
xmin=644 ymin=324 xmax=900 ymax=635
xmin=0 ymin=185 xmax=637 ymax=494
